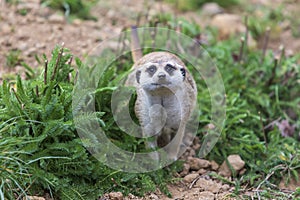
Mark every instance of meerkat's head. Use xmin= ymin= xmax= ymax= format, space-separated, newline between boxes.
xmin=134 ymin=52 xmax=187 ymax=93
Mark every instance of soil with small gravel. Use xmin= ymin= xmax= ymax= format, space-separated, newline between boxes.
xmin=1 ymin=0 xmax=300 ymax=199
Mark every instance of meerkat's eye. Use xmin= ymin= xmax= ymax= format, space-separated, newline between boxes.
xmin=146 ymin=65 xmax=157 ymax=75
xmin=165 ymin=64 xmax=176 ymax=74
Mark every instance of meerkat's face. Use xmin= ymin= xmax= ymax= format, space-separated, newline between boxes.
xmin=135 ymin=61 xmax=186 ymax=92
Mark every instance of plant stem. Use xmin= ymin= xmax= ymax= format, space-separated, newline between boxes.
xmin=44 ymin=59 xmax=48 ymax=85
xmin=51 ymin=43 xmax=64 ymax=81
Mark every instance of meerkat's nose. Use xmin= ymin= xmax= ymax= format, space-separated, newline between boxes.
xmin=158 ymin=72 xmax=166 ymax=79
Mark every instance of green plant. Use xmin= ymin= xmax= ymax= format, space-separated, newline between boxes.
xmin=41 ymin=0 xmax=98 ymax=20
xmin=6 ymin=50 xmax=22 ymax=68
xmin=148 ymin=14 xmax=300 ymax=198
xmin=0 ymin=45 xmax=178 ymax=199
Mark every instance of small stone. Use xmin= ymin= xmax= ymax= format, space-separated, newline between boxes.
xmin=221 ymin=184 xmax=230 ymax=191
xmin=197 ymin=168 xmax=207 ymax=175
xmin=210 ymin=160 xmax=219 ymax=171
xmin=48 ymin=13 xmax=65 ymax=23
xmin=228 ymin=155 xmax=245 ymax=171
xmin=198 ymin=191 xmax=214 ymax=200
xmin=218 ymin=155 xmax=245 ymax=177
xmin=180 ymin=163 xmax=190 ymax=177
xmin=73 ymin=19 xmax=82 ymax=25
xmin=187 ymin=157 xmax=211 ymax=170
xmin=108 ymin=192 xmax=123 ymax=200
xmin=211 ymin=14 xmax=246 ymax=40
xmin=201 ymin=2 xmax=224 ymax=16
xmin=195 ymin=177 xmax=222 ymax=193
xmin=148 ymin=193 xmax=159 ymax=200
xmin=183 ymin=173 xmax=199 ymax=183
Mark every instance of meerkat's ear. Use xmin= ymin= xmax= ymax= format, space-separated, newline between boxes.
xmin=180 ymin=68 xmax=186 ymax=80
xmin=136 ymin=70 xmax=141 ymax=83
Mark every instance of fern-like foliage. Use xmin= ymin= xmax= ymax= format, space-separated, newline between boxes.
xmin=0 ymin=45 xmax=176 ymax=199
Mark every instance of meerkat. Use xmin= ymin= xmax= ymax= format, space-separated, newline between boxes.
xmin=126 ymin=51 xmax=197 ymax=161
xmin=125 ymin=27 xmax=197 ymax=161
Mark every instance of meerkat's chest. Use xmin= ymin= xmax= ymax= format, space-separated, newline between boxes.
xmin=147 ymin=93 xmax=183 ymax=127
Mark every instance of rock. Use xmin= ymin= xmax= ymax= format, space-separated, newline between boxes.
xmin=187 ymin=157 xmax=211 ymax=170
xmin=211 ymin=14 xmax=246 ymax=40
xmin=183 ymin=173 xmax=199 ymax=183
xmin=210 ymin=160 xmax=219 ymax=171
xmin=195 ymin=177 xmax=222 ymax=193
xmin=197 ymin=168 xmax=207 ymax=175
xmin=218 ymin=155 xmax=245 ymax=177
xmin=48 ymin=13 xmax=65 ymax=23
xmin=228 ymin=155 xmax=245 ymax=171
xmin=218 ymin=163 xmax=234 ymax=177
xmin=221 ymin=184 xmax=230 ymax=191
xmin=148 ymin=193 xmax=159 ymax=200
xmin=73 ymin=19 xmax=82 ymax=26
xmin=198 ymin=191 xmax=214 ymax=200
xmin=180 ymin=163 xmax=190 ymax=177
xmin=108 ymin=192 xmax=123 ymax=200
xmin=201 ymin=3 xmax=224 ymax=16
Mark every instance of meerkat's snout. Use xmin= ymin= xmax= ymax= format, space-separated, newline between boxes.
xmin=157 ymin=71 xmax=166 ymax=79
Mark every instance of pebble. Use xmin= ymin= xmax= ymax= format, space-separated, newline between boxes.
xmin=48 ymin=13 xmax=65 ymax=23
xmin=108 ymin=192 xmax=123 ymax=200
xmin=210 ymin=160 xmax=219 ymax=171
xmin=195 ymin=177 xmax=222 ymax=193
xmin=211 ymin=14 xmax=245 ymax=40
xmin=183 ymin=173 xmax=199 ymax=183
xmin=148 ymin=193 xmax=159 ymax=200
xmin=187 ymin=157 xmax=211 ymax=170
xmin=201 ymin=2 xmax=224 ymax=16
xmin=180 ymin=163 xmax=191 ymax=177
xmin=218 ymin=154 xmax=245 ymax=177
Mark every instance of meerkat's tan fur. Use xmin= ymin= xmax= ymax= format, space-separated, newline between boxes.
xmin=126 ymin=51 xmax=197 ymax=160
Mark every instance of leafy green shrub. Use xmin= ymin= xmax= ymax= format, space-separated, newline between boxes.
xmin=0 ymin=46 xmax=176 ymax=199
xmin=149 ymin=13 xmax=300 ymax=198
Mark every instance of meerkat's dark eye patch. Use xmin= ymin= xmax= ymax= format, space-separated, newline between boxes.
xmin=180 ymin=68 xmax=186 ymax=80
xmin=165 ymin=64 xmax=177 ymax=74
xmin=136 ymin=70 xmax=141 ymax=83
xmin=146 ymin=65 xmax=157 ymax=76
